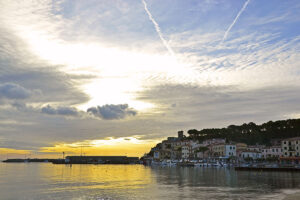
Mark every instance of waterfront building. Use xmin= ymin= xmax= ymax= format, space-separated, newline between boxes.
xmin=181 ymin=145 xmax=191 ymax=159
xmin=160 ymin=150 xmax=171 ymax=159
xmin=261 ymin=146 xmax=282 ymax=158
xmin=240 ymin=151 xmax=262 ymax=160
xmin=247 ymin=145 xmax=265 ymax=152
xmin=225 ymin=144 xmax=236 ymax=157
xmin=212 ymin=144 xmax=236 ymax=158
xmin=196 ymin=148 xmax=210 ymax=159
xmin=281 ymin=137 xmax=300 ymax=157
xmin=170 ymin=148 xmax=181 ymax=160
xmin=236 ymin=143 xmax=248 ymax=158
xmin=154 ymin=151 xmax=160 ymax=160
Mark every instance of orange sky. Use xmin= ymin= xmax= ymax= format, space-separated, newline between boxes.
xmin=0 ymin=138 xmax=160 ymax=160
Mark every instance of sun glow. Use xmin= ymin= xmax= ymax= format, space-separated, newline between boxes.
xmin=12 ymin=19 xmax=200 ymax=112
xmin=0 ymin=148 xmax=30 ymax=155
xmin=40 ymin=137 xmax=160 ymax=157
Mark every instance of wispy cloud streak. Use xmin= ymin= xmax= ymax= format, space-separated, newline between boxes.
xmin=222 ymin=0 xmax=251 ymax=42
xmin=142 ymin=0 xmax=175 ymax=56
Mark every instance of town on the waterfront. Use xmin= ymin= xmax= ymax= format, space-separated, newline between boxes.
xmin=141 ymin=119 xmax=300 ymax=171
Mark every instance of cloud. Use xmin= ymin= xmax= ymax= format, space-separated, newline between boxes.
xmin=222 ymin=0 xmax=251 ymax=42
xmin=0 ymin=83 xmax=31 ymax=99
xmin=41 ymin=105 xmax=79 ymax=116
xmin=137 ymin=84 xmax=300 ymax=128
xmin=87 ymin=104 xmax=137 ymax=120
xmin=142 ymin=0 xmax=175 ymax=56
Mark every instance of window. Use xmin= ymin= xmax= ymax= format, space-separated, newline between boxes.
xmin=272 ymin=149 xmax=274 ymax=152
xmin=284 ymin=141 xmax=286 ymax=144
xmin=284 ymin=147 xmax=287 ymax=150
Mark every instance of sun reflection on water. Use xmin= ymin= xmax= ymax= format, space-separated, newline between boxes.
xmin=39 ymin=164 xmax=153 ymax=190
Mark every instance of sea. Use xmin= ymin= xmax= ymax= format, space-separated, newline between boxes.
xmin=1 ymin=162 xmax=300 ymax=200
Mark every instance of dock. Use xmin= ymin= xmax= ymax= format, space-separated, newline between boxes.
xmin=235 ymin=166 xmax=300 ymax=172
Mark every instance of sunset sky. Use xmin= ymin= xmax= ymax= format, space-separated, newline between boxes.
xmin=0 ymin=0 xmax=299 ymax=159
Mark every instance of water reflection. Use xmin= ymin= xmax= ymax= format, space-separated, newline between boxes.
xmin=1 ymin=163 xmax=300 ymax=200
xmin=151 ymin=166 xmax=300 ymax=189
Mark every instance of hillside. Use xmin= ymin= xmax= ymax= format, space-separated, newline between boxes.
xmin=187 ymin=118 xmax=300 ymax=146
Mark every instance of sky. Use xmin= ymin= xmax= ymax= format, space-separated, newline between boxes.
xmin=0 ymin=0 xmax=299 ymax=159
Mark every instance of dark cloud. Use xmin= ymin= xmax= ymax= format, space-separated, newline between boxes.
xmin=41 ymin=105 xmax=79 ymax=116
xmin=0 ymin=82 xmax=31 ymax=99
xmin=137 ymin=84 xmax=300 ymax=128
xmin=87 ymin=104 xmax=137 ymax=120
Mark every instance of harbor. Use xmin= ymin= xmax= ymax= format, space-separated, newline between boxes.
xmin=2 ymin=156 xmax=140 ymax=165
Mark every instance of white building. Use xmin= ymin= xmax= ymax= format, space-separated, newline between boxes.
xmin=240 ymin=151 xmax=262 ymax=160
xmin=247 ymin=145 xmax=265 ymax=152
xmin=281 ymin=137 xmax=300 ymax=157
xmin=261 ymin=146 xmax=282 ymax=158
xmin=225 ymin=144 xmax=236 ymax=157
xmin=182 ymin=145 xmax=190 ymax=159
xmin=212 ymin=144 xmax=236 ymax=158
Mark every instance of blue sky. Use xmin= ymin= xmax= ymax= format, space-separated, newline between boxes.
xmin=0 ymin=0 xmax=299 ymax=157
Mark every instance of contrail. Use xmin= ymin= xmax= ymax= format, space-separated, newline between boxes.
xmin=142 ymin=0 xmax=175 ymax=56
xmin=222 ymin=0 xmax=251 ymax=42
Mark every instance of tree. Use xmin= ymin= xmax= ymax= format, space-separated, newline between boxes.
xmin=187 ymin=129 xmax=200 ymax=138
xmin=197 ymin=147 xmax=209 ymax=153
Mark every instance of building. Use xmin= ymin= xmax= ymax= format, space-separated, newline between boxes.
xmin=281 ymin=137 xmax=300 ymax=157
xmin=236 ymin=143 xmax=247 ymax=151
xmin=167 ymin=137 xmax=178 ymax=142
xmin=261 ymin=146 xmax=282 ymax=158
xmin=178 ymin=131 xmax=184 ymax=139
xmin=247 ymin=145 xmax=265 ymax=152
xmin=203 ymin=138 xmax=225 ymax=146
xmin=212 ymin=144 xmax=236 ymax=158
xmin=153 ymin=151 xmax=160 ymax=159
xmin=240 ymin=151 xmax=262 ymax=160
xmin=236 ymin=143 xmax=248 ymax=158
xmin=181 ymin=145 xmax=191 ymax=159
xmin=225 ymin=144 xmax=236 ymax=157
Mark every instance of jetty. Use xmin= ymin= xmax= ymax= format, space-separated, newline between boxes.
xmin=53 ymin=156 xmax=140 ymax=164
xmin=235 ymin=164 xmax=300 ymax=172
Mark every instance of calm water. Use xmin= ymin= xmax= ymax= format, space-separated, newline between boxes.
xmin=1 ymin=163 xmax=300 ymax=200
